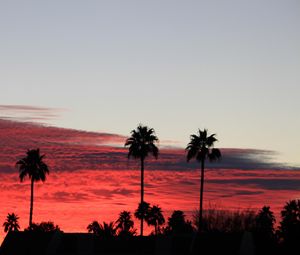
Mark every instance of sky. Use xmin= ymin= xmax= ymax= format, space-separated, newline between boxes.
xmin=0 ymin=0 xmax=300 ymax=241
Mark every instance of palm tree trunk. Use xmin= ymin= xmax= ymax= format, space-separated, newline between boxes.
xmin=199 ymin=159 xmax=205 ymax=232
xmin=140 ymin=157 xmax=144 ymax=236
xmin=29 ymin=178 xmax=34 ymax=228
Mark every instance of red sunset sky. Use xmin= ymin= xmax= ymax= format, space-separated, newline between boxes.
xmin=1 ymin=118 xmax=299 ymax=242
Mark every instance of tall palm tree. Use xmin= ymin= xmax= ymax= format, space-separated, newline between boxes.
xmin=3 ymin=213 xmax=20 ymax=232
xmin=146 ymin=205 xmax=165 ymax=235
xmin=116 ymin=211 xmax=135 ymax=236
xmin=186 ymin=129 xmax=221 ymax=232
xmin=16 ymin=148 xmax=49 ymax=228
xmin=125 ymin=124 xmax=159 ymax=236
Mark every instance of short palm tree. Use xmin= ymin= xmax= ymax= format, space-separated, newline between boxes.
xmin=87 ymin=221 xmax=117 ymax=238
xmin=87 ymin=221 xmax=101 ymax=235
xmin=16 ymin=148 xmax=49 ymax=228
xmin=134 ymin=201 xmax=150 ymax=236
xmin=125 ymin=124 xmax=159 ymax=236
xmin=99 ymin=221 xmax=117 ymax=238
xmin=116 ymin=211 xmax=135 ymax=236
xmin=147 ymin=205 xmax=165 ymax=235
xmin=186 ymin=129 xmax=221 ymax=232
xmin=3 ymin=213 xmax=20 ymax=232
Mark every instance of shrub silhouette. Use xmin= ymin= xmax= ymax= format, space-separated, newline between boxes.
xmin=25 ymin=221 xmax=60 ymax=232
xmin=165 ymin=210 xmax=194 ymax=235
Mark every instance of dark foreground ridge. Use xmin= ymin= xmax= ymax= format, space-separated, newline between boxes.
xmin=0 ymin=230 xmax=282 ymax=255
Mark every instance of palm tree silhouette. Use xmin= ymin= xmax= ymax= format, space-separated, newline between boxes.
xmin=186 ymin=129 xmax=221 ymax=232
xmin=87 ymin=221 xmax=117 ymax=238
xmin=116 ymin=211 xmax=136 ymax=236
xmin=3 ymin=213 xmax=20 ymax=233
xmin=99 ymin=221 xmax=117 ymax=238
xmin=87 ymin=221 xmax=101 ymax=235
xmin=16 ymin=148 xmax=49 ymax=228
xmin=146 ymin=205 xmax=165 ymax=235
xmin=125 ymin=124 xmax=159 ymax=236
xmin=134 ymin=201 xmax=150 ymax=236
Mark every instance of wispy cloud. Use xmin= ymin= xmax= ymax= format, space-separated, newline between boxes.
xmin=0 ymin=104 xmax=64 ymax=122
xmin=0 ymin=118 xmax=298 ymax=174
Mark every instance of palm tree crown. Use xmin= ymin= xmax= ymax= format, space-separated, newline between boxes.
xmin=17 ymin=148 xmax=49 ymax=182
xmin=3 ymin=213 xmax=20 ymax=233
xmin=146 ymin=205 xmax=165 ymax=235
xmin=125 ymin=124 xmax=159 ymax=160
xmin=186 ymin=129 xmax=221 ymax=162
xmin=116 ymin=211 xmax=135 ymax=235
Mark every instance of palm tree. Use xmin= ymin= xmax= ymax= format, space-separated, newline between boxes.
xmin=134 ymin=201 xmax=150 ymax=236
xmin=146 ymin=205 xmax=165 ymax=235
xmin=88 ymin=221 xmax=117 ymax=238
xmin=99 ymin=221 xmax=117 ymax=238
xmin=16 ymin=148 xmax=49 ymax=228
xmin=3 ymin=213 xmax=20 ymax=232
xmin=116 ymin=211 xmax=136 ymax=236
xmin=186 ymin=129 xmax=221 ymax=232
xmin=125 ymin=124 xmax=159 ymax=236
xmin=87 ymin=221 xmax=101 ymax=235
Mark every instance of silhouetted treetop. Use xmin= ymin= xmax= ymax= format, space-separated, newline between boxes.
xmin=3 ymin=213 xmax=20 ymax=233
xmin=125 ymin=124 xmax=159 ymax=159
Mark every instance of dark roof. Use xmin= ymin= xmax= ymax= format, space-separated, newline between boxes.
xmin=0 ymin=231 xmax=246 ymax=255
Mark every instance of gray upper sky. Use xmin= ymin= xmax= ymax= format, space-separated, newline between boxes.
xmin=1 ymin=0 xmax=299 ymax=165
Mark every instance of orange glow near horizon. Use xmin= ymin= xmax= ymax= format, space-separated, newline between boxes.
xmin=1 ymin=168 xmax=300 ymax=243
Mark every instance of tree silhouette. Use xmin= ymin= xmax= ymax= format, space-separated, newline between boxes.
xmin=87 ymin=221 xmax=117 ymax=238
xmin=116 ymin=211 xmax=136 ymax=237
xmin=146 ymin=205 xmax=165 ymax=235
xmin=87 ymin=221 xmax=101 ymax=235
xmin=186 ymin=129 xmax=221 ymax=232
xmin=279 ymin=200 xmax=300 ymax=250
xmin=165 ymin=210 xmax=194 ymax=235
xmin=99 ymin=221 xmax=117 ymax=238
xmin=16 ymin=148 xmax=49 ymax=228
xmin=3 ymin=213 xmax=20 ymax=233
xmin=255 ymin=206 xmax=275 ymax=237
xmin=125 ymin=124 xmax=159 ymax=236
xmin=134 ymin=201 xmax=150 ymax=236
xmin=24 ymin=221 xmax=60 ymax=232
